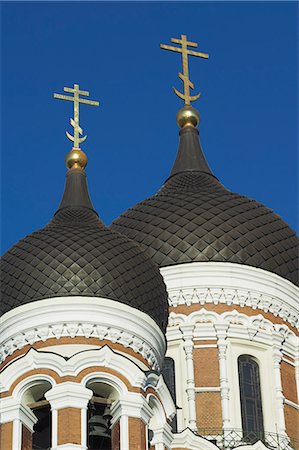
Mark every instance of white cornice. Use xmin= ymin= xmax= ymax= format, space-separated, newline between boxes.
xmin=0 ymin=296 xmax=166 ymax=369
xmin=171 ymin=428 xmax=218 ymax=450
xmin=0 ymin=346 xmax=148 ymax=394
xmin=161 ymin=262 xmax=299 ymax=329
xmin=167 ymin=309 xmax=298 ymax=358
xmin=45 ymin=382 xmax=93 ymax=410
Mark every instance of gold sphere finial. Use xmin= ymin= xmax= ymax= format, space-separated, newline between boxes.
xmin=65 ymin=148 xmax=88 ymax=171
xmin=176 ymin=105 xmax=200 ymax=129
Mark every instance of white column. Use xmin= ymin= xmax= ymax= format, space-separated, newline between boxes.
xmin=272 ymin=332 xmax=287 ymax=437
xmin=12 ymin=418 xmax=22 ymax=450
xmin=0 ymin=399 xmax=37 ymax=450
xmin=180 ymin=323 xmax=197 ymax=431
xmin=45 ymin=382 xmax=92 ymax=450
xmin=215 ymin=323 xmax=230 ymax=431
xmin=111 ymin=392 xmax=153 ymax=450
xmin=151 ymin=423 xmax=173 ymax=449
xmin=295 ymin=355 xmax=299 ymax=403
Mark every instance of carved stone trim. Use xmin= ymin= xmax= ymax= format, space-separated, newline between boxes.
xmin=0 ymin=297 xmax=166 ymax=369
xmin=161 ymin=262 xmax=299 ymax=329
xmin=167 ymin=308 xmax=298 ymax=359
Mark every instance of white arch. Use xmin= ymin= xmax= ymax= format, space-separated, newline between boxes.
xmin=147 ymin=393 xmax=167 ymax=428
xmin=82 ymin=371 xmax=129 ymax=398
xmin=12 ymin=373 xmax=56 ymax=401
xmin=0 ymin=346 xmax=147 ymax=393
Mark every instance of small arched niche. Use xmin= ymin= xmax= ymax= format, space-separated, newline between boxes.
xmin=86 ymin=380 xmax=120 ymax=450
xmin=21 ymin=380 xmax=52 ymax=450
xmin=147 ymin=394 xmax=167 ymax=449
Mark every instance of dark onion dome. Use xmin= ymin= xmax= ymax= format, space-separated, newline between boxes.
xmin=111 ymin=106 xmax=298 ymax=286
xmin=1 ymin=148 xmax=168 ymax=331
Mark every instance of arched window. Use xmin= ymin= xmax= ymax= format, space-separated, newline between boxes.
xmin=86 ymin=381 xmax=117 ymax=450
xmin=238 ymin=355 xmax=264 ymax=442
xmin=162 ymin=357 xmax=177 ymax=432
xmin=22 ymin=381 xmax=52 ymax=450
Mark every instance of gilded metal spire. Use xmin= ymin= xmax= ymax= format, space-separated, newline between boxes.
xmin=54 ymin=84 xmax=99 ymax=149
xmin=160 ymin=34 xmax=209 ymax=106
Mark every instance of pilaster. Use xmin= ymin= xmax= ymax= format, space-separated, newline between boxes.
xmin=45 ymin=382 xmax=92 ymax=450
xmin=214 ymin=323 xmax=230 ymax=431
xmin=180 ymin=323 xmax=197 ymax=431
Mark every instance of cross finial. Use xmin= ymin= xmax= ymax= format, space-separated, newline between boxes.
xmin=160 ymin=35 xmax=209 ymax=105
xmin=54 ymin=84 xmax=99 ymax=149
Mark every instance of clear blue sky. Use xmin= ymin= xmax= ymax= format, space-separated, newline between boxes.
xmin=1 ymin=1 xmax=298 ymax=254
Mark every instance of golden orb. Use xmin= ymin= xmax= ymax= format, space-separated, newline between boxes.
xmin=176 ymin=105 xmax=200 ymax=128
xmin=65 ymin=148 xmax=88 ymax=170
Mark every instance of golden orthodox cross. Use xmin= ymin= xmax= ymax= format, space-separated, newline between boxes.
xmin=160 ymin=34 xmax=209 ymax=105
xmin=54 ymin=84 xmax=99 ymax=148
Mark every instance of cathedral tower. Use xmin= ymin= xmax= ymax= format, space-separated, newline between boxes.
xmin=111 ymin=35 xmax=299 ymax=450
xmin=0 ymin=84 xmax=175 ymax=450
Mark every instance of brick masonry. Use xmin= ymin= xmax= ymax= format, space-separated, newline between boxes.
xmin=0 ymin=421 xmax=13 ymax=450
xmin=193 ymin=347 xmax=220 ymax=387
xmin=196 ymin=392 xmax=222 ymax=430
xmin=111 ymin=420 xmax=120 ymax=450
xmin=170 ymin=303 xmax=299 ymax=335
xmin=281 ymin=360 xmax=298 ymax=404
xmin=21 ymin=425 xmax=32 ymax=450
xmin=129 ymin=417 xmax=146 ymax=450
xmin=284 ymin=404 xmax=299 ymax=442
xmin=58 ymin=407 xmax=81 ymax=445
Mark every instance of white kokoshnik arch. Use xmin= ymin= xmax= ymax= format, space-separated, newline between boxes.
xmin=0 ymin=296 xmax=166 ymax=369
xmin=161 ymin=262 xmax=299 ymax=329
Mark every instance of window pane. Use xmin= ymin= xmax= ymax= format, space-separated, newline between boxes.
xmin=238 ymin=355 xmax=264 ymax=442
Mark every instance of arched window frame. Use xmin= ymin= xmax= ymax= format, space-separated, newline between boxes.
xmin=226 ymin=339 xmax=277 ymax=435
xmin=162 ymin=356 xmax=177 ymax=433
xmin=238 ymin=354 xmax=264 ymax=442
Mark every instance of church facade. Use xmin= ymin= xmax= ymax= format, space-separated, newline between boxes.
xmin=1 ymin=36 xmax=298 ymax=450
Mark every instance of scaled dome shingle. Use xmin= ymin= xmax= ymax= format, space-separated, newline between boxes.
xmin=1 ymin=169 xmax=169 ymax=331
xmin=111 ymin=126 xmax=298 ymax=286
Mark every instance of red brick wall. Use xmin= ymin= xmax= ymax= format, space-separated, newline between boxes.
xmin=58 ymin=407 xmax=81 ymax=445
xmin=111 ymin=420 xmax=120 ymax=450
xmin=0 ymin=422 xmax=13 ymax=450
xmin=21 ymin=425 xmax=32 ymax=450
xmin=281 ymin=361 xmax=298 ymax=403
xmin=284 ymin=404 xmax=299 ymax=442
xmin=193 ymin=347 xmax=220 ymax=387
xmin=128 ymin=417 xmax=146 ymax=450
xmin=196 ymin=392 xmax=222 ymax=430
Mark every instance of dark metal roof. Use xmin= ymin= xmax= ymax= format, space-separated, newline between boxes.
xmin=111 ymin=126 xmax=298 ymax=286
xmin=1 ymin=169 xmax=168 ymax=330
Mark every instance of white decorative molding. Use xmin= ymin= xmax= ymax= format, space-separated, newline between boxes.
xmin=0 ymin=296 xmax=166 ymax=369
xmin=284 ymin=398 xmax=299 ymax=410
xmin=236 ymin=441 xmax=273 ymax=450
xmin=0 ymin=400 xmax=37 ymax=450
xmin=167 ymin=308 xmax=298 ymax=357
xmin=45 ymin=382 xmax=92 ymax=410
xmin=180 ymin=324 xmax=197 ymax=432
xmin=171 ymin=428 xmax=218 ymax=450
xmin=0 ymin=346 xmax=149 ymax=394
xmin=195 ymin=387 xmax=221 ymax=392
xmin=111 ymin=392 xmax=153 ymax=425
xmin=150 ymin=423 xmax=173 ymax=450
xmin=51 ymin=445 xmax=86 ymax=450
xmin=145 ymin=374 xmax=176 ymax=420
xmin=272 ymin=332 xmax=287 ymax=436
xmin=215 ymin=324 xmax=230 ymax=431
xmin=161 ymin=262 xmax=299 ymax=329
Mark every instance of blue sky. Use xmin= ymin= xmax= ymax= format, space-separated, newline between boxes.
xmin=1 ymin=1 xmax=298 ymax=254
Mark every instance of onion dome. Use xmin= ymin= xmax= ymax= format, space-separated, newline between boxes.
xmin=1 ymin=145 xmax=168 ymax=331
xmin=111 ymin=105 xmax=298 ymax=286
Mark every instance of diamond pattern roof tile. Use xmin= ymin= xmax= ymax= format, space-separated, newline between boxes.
xmin=111 ymin=171 xmax=298 ymax=286
xmin=1 ymin=205 xmax=168 ymax=331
